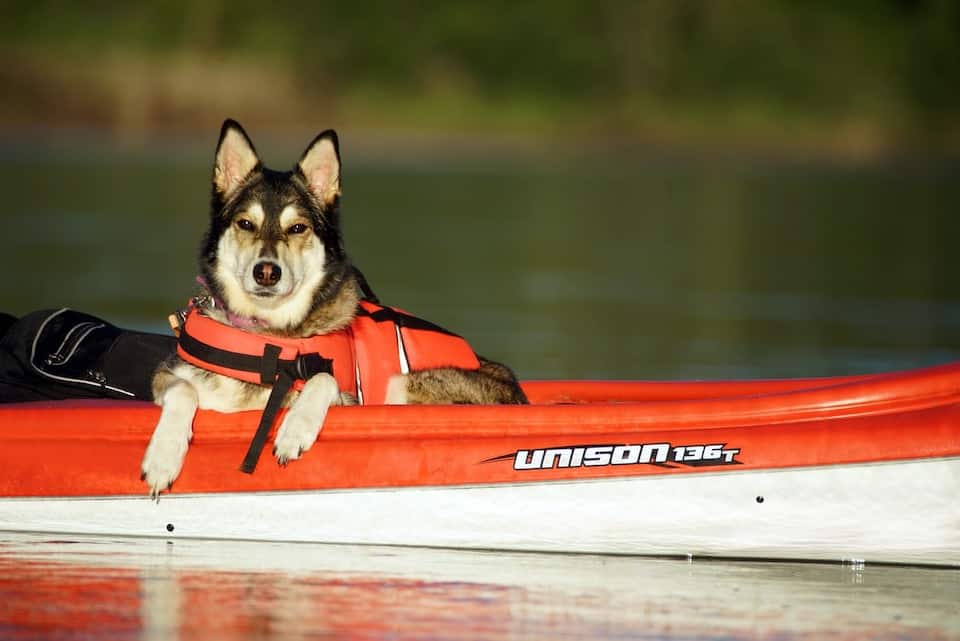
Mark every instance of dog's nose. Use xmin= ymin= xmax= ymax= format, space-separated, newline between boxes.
xmin=253 ymin=261 xmax=282 ymax=287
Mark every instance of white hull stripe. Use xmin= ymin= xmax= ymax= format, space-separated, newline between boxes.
xmin=1 ymin=458 xmax=957 ymax=566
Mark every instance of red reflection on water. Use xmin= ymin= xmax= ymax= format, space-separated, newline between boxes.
xmin=0 ymin=559 xmax=142 ymax=640
xmin=0 ymin=555 xmax=520 ymax=641
xmin=0 ymin=548 xmax=953 ymax=641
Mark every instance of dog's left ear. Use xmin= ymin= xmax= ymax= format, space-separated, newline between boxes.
xmin=297 ymin=130 xmax=341 ymax=206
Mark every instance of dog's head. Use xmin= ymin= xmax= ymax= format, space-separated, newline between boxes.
xmin=199 ymin=119 xmax=349 ymax=330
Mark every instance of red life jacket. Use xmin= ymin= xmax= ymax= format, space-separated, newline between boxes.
xmin=176 ymin=300 xmax=481 ymax=405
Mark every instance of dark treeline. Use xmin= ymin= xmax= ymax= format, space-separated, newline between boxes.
xmin=2 ymin=1 xmax=958 ymax=152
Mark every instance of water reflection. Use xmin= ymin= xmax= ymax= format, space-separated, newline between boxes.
xmin=0 ymin=533 xmax=956 ymax=641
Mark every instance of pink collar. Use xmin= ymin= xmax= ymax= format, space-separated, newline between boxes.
xmin=195 ymin=275 xmax=266 ymax=330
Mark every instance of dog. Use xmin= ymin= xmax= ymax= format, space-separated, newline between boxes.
xmin=140 ymin=120 xmax=527 ymax=496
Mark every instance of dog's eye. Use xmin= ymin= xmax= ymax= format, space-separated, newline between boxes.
xmin=236 ymin=219 xmax=255 ymax=232
xmin=287 ymin=223 xmax=308 ymax=235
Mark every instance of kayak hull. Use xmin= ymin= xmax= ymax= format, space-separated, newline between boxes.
xmin=2 ymin=457 xmax=957 ymax=566
xmin=1 ymin=362 xmax=959 ymax=565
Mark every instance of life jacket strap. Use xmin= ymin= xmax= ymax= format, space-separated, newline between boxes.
xmin=178 ymin=322 xmax=334 ymax=384
xmin=240 ymin=367 xmax=294 ymax=474
xmin=355 ymin=304 xmax=458 ymax=336
xmin=259 ymin=344 xmax=281 ymax=385
xmin=238 ymin=349 xmax=335 ymax=474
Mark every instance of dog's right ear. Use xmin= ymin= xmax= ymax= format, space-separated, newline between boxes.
xmin=297 ymin=130 xmax=341 ymax=207
xmin=213 ymin=119 xmax=260 ymax=199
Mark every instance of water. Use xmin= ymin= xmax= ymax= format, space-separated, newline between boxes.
xmin=0 ymin=533 xmax=957 ymax=641
xmin=2 ymin=139 xmax=959 ymax=380
xmin=1 ymin=138 xmax=958 ymax=639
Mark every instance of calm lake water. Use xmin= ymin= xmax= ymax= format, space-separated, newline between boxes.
xmin=1 ymin=135 xmax=958 ymax=639
xmin=0 ymin=533 xmax=957 ymax=641
xmin=3 ymin=137 xmax=959 ymax=380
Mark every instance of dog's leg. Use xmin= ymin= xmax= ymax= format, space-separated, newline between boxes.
xmin=385 ymin=359 xmax=528 ymax=405
xmin=141 ymin=376 xmax=198 ymax=498
xmin=273 ymin=372 xmax=340 ymax=465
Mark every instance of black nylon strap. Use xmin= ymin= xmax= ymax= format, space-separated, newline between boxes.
xmin=297 ymin=353 xmax=333 ymax=379
xmin=179 ymin=326 xmax=266 ymax=374
xmin=260 ymin=344 xmax=282 ymax=385
xmin=240 ymin=367 xmax=294 ymax=474
xmin=356 ymin=305 xmax=459 ymax=337
xmin=178 ymin=325 xmax=333 ymax=382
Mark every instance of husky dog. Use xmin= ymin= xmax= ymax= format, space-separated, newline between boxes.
xmin=140 ymin=120 xmax=526 ymax=496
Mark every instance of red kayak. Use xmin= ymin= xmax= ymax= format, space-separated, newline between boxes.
xmin=1 ymin=362 xmax=958 ymax=566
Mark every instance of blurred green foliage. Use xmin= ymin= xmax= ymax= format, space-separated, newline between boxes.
xmin=2 ymin=0 xmax=958 ymax=150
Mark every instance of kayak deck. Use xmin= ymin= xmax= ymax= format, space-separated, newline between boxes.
xmin=0 ymin=362 xmax=958 ymax=497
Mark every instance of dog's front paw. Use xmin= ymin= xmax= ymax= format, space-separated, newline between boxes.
xmin=143 ymin=375 xmax=198 ymax=498
xmin=141 ymin=434 xmax=189 ymax=499
xmin=273 ymin=408 xmax=322 ymax=465
xmin=273 ymin=373 xmax=338 ymax=466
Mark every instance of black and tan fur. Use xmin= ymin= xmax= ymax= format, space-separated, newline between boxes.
xmin=140 ymin=120 xmax=526 ymax=497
